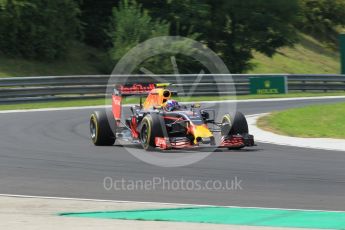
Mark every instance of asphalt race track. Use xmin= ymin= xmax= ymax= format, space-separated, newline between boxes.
xmin=1 ymin=98 xmax=345 ymax=210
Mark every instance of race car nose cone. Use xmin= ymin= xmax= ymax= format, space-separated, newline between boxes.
xmin=192 ymin=125 xmax=213 ymax=144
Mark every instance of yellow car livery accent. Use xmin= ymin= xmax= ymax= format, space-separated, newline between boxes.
xmin=190 ymin=125 xmax=213 ymax=144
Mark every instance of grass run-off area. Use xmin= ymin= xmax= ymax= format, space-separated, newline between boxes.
xmin=0 ymin=92 xmax=344 ymax=111
xmin=258 ymin=102 xmax=345 ymax=139
xmin=248 ymin=34 xmax=340 ymax=74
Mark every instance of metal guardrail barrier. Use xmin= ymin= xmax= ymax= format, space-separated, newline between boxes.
xmin=0 ymin=74 xmax=344 ymax=103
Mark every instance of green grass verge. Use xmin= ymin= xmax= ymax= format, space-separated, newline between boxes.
xmin=258 ymin=102 xmax=345 ymax=139
xmin=248 ymin=34 xmax=340 ymax=74
xmin=0 ymin=92 xmax=344 ymax=111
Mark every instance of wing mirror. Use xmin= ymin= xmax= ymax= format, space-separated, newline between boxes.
xmin=201 ymin=109 xmax=215 ymax=123
xmin=191 ymin=103 xmax=201 ymax=109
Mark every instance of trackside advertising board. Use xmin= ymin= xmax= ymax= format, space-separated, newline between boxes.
xmin=249 ymin=76 xmax=288 ymax=95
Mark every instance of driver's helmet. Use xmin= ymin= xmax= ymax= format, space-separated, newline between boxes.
xmin=164 ymin=100 xmax=180 ymax=111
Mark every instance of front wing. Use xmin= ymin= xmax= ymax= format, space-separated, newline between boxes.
xmin=154 ymin=134 xmax=255 ymax=150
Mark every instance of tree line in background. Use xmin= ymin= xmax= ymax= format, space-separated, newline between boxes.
xmin=0 ymin=0 xmax=80 ymax=60
xmin=0 ymin=0 xmax=344 ymax=73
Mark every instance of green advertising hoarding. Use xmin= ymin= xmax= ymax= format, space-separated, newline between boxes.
xmin=249 ymin=76 xmax=288 ymax=95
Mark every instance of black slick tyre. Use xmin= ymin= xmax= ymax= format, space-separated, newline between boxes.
xmin=139 ymin=114 xmax=164 ymax=151
xmin=90 ymin=110 xmax=116 ymax=146
xmin=221 ymin=112 xmax=249 ymax=150
xmin=221 ymin=111 xmax=249 ymax=136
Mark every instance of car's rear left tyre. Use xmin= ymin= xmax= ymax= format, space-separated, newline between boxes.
xmin=90 ymin=110 xmax=116 ymax=146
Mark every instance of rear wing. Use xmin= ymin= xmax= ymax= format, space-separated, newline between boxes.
xmin=113 ymin=83 xmax=157 ymax=97
xmin=112 ymin=83 xmax=175 ymax=121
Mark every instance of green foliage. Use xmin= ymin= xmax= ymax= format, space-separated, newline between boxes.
xmin=138 ymin=0 xmax=299 ymax=73
xmin=140 ymin=0 xmax=209 ymax=37
xmin=132 ymin=0 xmax=208 ymax=74
xmin=198 ymin=0 xmax=299 ymax=73
xmin=2 ymin=0 xmax=341 ymax=74
xmin=0 ymin=0 xmax=6 ymax=8
xmin=0 ymin=0 xmax=81 ymax=60
xmin=109 ymin=0 xmax=170 ymax=71
xmin=297 ymin=0 xmax=345 ymax=44
xmin=108 ymin=0 xmax=299 ymax=73
xmin=79 ymin=0 xmax=118 ymax=48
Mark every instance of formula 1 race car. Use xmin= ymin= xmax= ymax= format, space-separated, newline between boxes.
xmin=90 ymin=83 xmax=254 ymax=150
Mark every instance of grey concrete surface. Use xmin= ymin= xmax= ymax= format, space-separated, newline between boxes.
xmin=0 ymin=196 xmax=312 ymax=230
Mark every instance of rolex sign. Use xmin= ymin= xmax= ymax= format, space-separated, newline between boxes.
xmin=249 ymin=76 xmax=288 ymax=95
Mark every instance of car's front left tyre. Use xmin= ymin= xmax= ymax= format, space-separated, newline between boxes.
xmin=139 ymin=114 xmax=164 ymax=151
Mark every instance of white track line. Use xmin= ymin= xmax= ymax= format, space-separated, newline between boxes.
xmin=203 ymin=95 xmax=345 ymax=104
xmin=0 ymin=193 xmax=344 ymax=213
xmin=0 ymin=96 xmax=344 ymax=114
xmin=0 ymin=105 xmax=110 ymax=114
